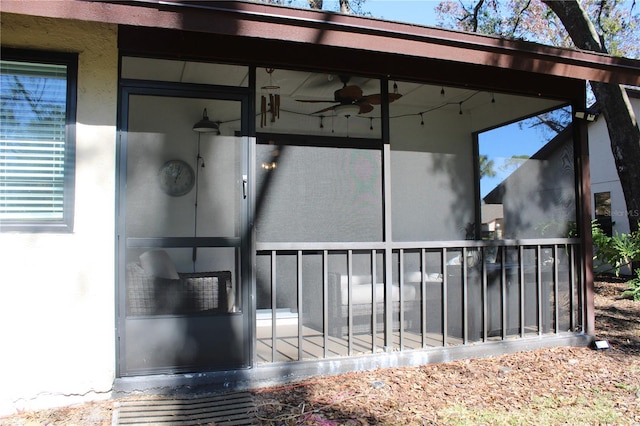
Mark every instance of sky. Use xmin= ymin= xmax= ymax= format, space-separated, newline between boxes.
xmin=314 ymin=0 xmax=440 ymax=26
xmin=320 ymin=0 xmax=637 ymax=33
xmin=357 ymin=0 xmax=440 ymax=26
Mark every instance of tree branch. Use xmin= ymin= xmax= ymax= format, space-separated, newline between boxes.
xmin=471 ymin=0 xmax=485 ymax=32
xmin=510 ymin=0 xmax=532 ymax=38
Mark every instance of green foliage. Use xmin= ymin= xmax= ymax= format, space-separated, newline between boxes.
xmin=592 ymin=220 xmax=640 ymax=301
xmin=478 ymin=154 xmax=496 ymax=178
xmin=621 ymin=270 xmax=640 ymax=301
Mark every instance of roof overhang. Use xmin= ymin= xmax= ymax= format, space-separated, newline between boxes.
xmin=2 ymin=0 xmax=639 ymax=86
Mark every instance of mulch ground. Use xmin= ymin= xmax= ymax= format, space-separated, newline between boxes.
xmin=2 ymin=277 xmax=639 ymax=425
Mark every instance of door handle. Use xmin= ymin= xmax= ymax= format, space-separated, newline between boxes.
xmin=242 ymin=175 xmax=247 ymax=199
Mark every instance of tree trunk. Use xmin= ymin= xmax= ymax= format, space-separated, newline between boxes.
xmin=339 ymin=0 xmax=352 ymax=14
xmin=591 ymin=82 xmax=640 ymax=235
xmin=544 ymin=0 xmax=640 ymax=234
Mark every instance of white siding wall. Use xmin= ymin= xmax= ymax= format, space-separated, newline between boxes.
xmin=0 ymin=14 xmax=118 ymax=415
xmin=589 ymin=91 xmax=640 ymax=235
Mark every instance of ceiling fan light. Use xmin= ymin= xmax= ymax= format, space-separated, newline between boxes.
xmin=335 ymin=104 xmax=360 ymax=117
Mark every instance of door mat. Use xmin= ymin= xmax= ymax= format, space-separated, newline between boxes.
xmin=114 ymin=391 xmax=257 ymax=425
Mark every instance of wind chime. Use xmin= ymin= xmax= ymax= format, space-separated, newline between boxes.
xmin=260 ymin=68 xmax=280 ymax=127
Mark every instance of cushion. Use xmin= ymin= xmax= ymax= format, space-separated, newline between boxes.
xmin=139 ymin=250 xmax=180 ymax=280
xmin=340 ymin=275 xmax=377 ymax=286
xmin=227 ymin=282 xmax=236 ymax=313
xmin=405 ymin=271 xmax=443 ymax=283
xmin=339 ymin=276 xmax=420 ymax=305
xmin=349 ymin=283 xmax=385 ymax=305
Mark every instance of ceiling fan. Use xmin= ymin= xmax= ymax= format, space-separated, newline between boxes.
xmin=297 ymin=75 xmax=402 ymax=115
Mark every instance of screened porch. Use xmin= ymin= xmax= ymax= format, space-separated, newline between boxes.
xmin=252 ymin=68 xmax=585 ymax=365
xmin=118 ymin=58 xmax=587 ymax=373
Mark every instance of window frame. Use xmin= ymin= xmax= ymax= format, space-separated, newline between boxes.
xmin=594 ymin=191 xmax=613 ymax=237
xmin=0 ymin=47 xmax=78 ymax=233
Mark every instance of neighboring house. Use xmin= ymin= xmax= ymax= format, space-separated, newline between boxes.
xmin=483 ymin=125 xmax=577 ymax=240
xmin=589 ymin=87 xmax=640 ymax=239
xmin=1 ymin=1 xmax=639 ymax=415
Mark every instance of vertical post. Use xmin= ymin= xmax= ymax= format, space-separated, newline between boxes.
xmin=297 ymin=250 xmax=303 ymax=361
xmin=569 ymin=245 xmax=576 ymax=332
xmin=323 ymin=250 xmax=329 ymax=359
xmin=246 ymin=132 xmax=257 ymax=368
xmin=384 ymin=248 xmax=393 ymax=351
xmin=553 ymin=245 xmax=559 ymax=334
xmin=347 ymin=250 xmax=353 ymax=356
xmin=519 ymin=245 xmax=525 ymax=338
xmin=575 ymin=116 xmax=595 ymax=335
xmin=421 ymin=248 xmax=427 ymax=348
xmin=371 ymin=249 xmax=377 ymax=354
xmin=399 ymin=249 xmax=405 ymax=349
xmin=537 ymin=245 xmax=543 ymax=336
xmin=271 ymin=251 xmax=277 ymax=362
xmin=381 ymin=79 xmax=393 ymax=352
xmin=462 ymin=247 xmax=468 ymax=344
xmin=501 ymin=246 xmax=507 ymax=340
xmin=442 ymin=248 xmax=448 ymax=347
xmin=482 ymin=246 xmax=488 ymax=341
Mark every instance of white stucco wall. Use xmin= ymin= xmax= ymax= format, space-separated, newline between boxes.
xmin=0 ymin=14 xmax=118 ymax=415
xmin=589 ymin=91 xmax=640 ymax=235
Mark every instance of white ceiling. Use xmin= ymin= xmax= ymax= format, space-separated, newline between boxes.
xmin=122 ymin=57 xmax=566 ymax=130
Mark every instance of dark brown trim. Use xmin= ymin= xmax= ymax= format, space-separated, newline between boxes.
xmin=2 ymin=0 xmax=638 ymax=85
xmin=118 ymin=26 xmax=587 ymax=103
xmin=256 ymin=132 xmax=381 ymax=150
xmin=575 ymin=113 xmax=595 ymax=335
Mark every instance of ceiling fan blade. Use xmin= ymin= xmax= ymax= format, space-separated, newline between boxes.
xmin=359 ymin=103 xmax=374 ymax=114
xmin=362 ymin=93 xmax=403 ymax=105
xmin=389 ymin=93 xmax=403 ymax=103
xmin=336 ymin=85 xmax=363 ymax=101
xmin=362 ymin=94 xmax=382 ymax=105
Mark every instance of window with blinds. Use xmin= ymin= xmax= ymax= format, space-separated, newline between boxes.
xmin=1 ymin=49 xmax=77 ymax=232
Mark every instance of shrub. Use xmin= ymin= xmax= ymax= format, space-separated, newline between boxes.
xmin=621 ymin=270 xmax=640 ymax=301
xmin=592 ymin=220 xmax=640 ymax=301
xmin=592 ymin=220 xmax=640 ymax=277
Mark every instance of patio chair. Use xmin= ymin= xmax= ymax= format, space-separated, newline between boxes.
xmin=126 ymin=250 xmax=232 ymax=316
